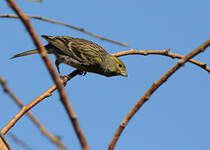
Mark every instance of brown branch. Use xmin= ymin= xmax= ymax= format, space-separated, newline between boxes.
xmin=5 ymin=1 xmax=89 ymax=150
xmin=0 ymin=14 xmax=129 ymax=47
xmin=108 ymin=40 xmax=210 ymax=150
xmin=0 ymin=139 xmax=9 ymax=150
xmin=113 ymin=48 xmax=210 ymax=73
xmin=1 ymin=70 xmax=81 ymax=137
xmin=0 ymin=133 xmax=11 ymax=150
xmin=0 ymin=77 xmax=66 ymax=150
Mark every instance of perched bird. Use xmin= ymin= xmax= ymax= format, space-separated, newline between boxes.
xmin=11 ymin=35 xmax=128 ymax=77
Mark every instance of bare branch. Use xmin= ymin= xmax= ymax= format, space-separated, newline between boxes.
xmin=0 ymin=70 xmax=81 ymax=146
xmin=113 ymin=48 xmax=210 ymax=73
xmin=0 ymin=14 xmax=129 ymax=47
xmin=5 ymin=1 xmax=89 ymax=149
xmin=0 ymin=133 xmax=11 ymax=150
xmin=108 ymin=40 xmax=210 ymax=150
xmin=0 ymin=77 xmax=66 ymax=150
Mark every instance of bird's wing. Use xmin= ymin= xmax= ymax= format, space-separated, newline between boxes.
xmin=42 ymin=35 xmax=108 ymax=65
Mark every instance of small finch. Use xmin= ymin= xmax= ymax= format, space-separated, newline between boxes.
xmin=11 ymin=35 xmax=128 ymax=77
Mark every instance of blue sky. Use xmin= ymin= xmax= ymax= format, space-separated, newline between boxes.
xmin=1 ymin=0 xmax=210 ymax=150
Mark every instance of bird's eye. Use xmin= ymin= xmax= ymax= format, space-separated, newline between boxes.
xmin=118 ymin=64 xmax=122 ymax=68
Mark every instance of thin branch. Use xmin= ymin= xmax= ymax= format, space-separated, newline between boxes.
xmin=113 ymin=48 xmax=210 ymax=73
xmin=108 ymin=40 xmax=210 ymax=150
xmin=8 ymin=133 xmax=32 ymax=150
xmin=0 ymin=70 xmax=81 ymax=137
xmin=5 ymin=1 xmax=89 ymax=150
xmin=0 ymin=133 xmax=11 ymax=150
xmin=0 ymin=139 xmax=8 ymax=150
xmin=0 ymin=77 xmax=66 ymax=150
xmin=0 ymin=14 xmax=129 ymax=47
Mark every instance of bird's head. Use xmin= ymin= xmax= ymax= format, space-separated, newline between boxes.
xmin=103 ymin=55 xmax=128 ymax=77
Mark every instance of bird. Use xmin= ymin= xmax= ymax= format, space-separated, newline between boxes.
xmin=11 ymin=35 xmax=128 ymax=77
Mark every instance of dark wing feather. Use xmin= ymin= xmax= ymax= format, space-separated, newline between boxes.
xmin=42 ymin=35 xmax=108 ymax=65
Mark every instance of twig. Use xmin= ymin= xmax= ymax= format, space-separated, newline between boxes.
xmin=8 ymin=133 xmax=32 ymax=150
xmin=113 ymin=48 xmax=210 ymax=73
xmin=0 ymin=133 xmax=11 ymax=150
xmin=108 ymin=40 xmax=210 ymax=150
xmin=0 ymin=70 xmax=80 ymax=135
xmin=1 ymin=70 xmax=80 ymax=134
xmin=0 ymin=77 xmax=66 ymax=150
xmin=0 ymin=14 xmax=129 ymax=47
xmin=5 ymin=1 xmax=89 ymax=150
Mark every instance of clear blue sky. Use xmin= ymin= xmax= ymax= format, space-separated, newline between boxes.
xmin=1 ymin=0 xmax=210 ymax=150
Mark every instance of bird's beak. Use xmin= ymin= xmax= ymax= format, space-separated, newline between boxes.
xmin=120 ymin=71 xmax=128 ymax=77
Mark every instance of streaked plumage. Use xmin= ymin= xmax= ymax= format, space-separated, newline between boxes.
xmin=11 ymin=35 xmax=128 ymax=77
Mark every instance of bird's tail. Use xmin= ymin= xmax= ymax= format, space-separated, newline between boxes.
xmin=10 ymin=44 xmax=53 ymax=59
xmin=10 ymin=49 xmax=39 ymax=59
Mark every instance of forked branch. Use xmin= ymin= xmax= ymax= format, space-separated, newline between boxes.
xmin=108 ymin=39 xmax=210 ymax=150
xmin=1 ymin=70 xmax=81 ymax=135
xmin=113 ymin=48 xmax=210 ymax=73
xmin=0 ymin=77 xmax=66 ymax=150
